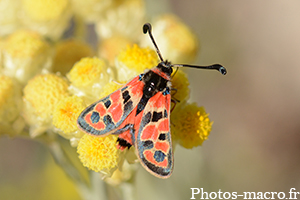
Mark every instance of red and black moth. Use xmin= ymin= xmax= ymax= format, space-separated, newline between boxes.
xmin=77 ymin=23 xmax=227 ymax=178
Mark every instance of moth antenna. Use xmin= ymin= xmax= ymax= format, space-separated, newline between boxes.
xmin=143 ymin=23 xmax=164 ymax=62
xmin=172 ymin=63 xmax=227 ymax=75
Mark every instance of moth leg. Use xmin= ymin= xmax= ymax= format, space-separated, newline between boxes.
xmin=170 ymin=87 xmax=178 ymax=96
xmin=171 ymin=67 xmax=179 ymax=78
xmin=170 ymin=99 xmax=179 ymax=113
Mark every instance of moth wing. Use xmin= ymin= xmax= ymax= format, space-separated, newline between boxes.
xmin=77 ymin=76 xmax=144 ymax=136
xmin=135 ymin=90 xmax=173 ymax=178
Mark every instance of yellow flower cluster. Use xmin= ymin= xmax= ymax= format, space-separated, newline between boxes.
xmin=67 ymin=57 xmax=115 ymax=101
xmin=4 ymin=30 xmax=49 ymax=58
xmin=0 ymin=0 xmax=215 ymax=183
xmin=23 ymin=74 xmax=69 ymax=120
xmin=116 ymin=44 xmax=159 ymax=81
xmin=171 ymin=103 xmax=212 ymax=149
xmin=52 ymin=39 xmax=95 ymax=75
xmin=23 ymin=73 xmax=70 ymax=137
xmin=0 ymin=75 xmax=22 ymax=136
xmin=171 ymin=69 xmax=190 ymax=102
xmin=22 ymin=0 xmax=68 ymax=22
xmin=52 ymin=95 xmax=85 ymax=137
xmin=77 ymin=134 xmax=120 ymax=174
xmin=2 ymin=30 xmax=52 ymax=84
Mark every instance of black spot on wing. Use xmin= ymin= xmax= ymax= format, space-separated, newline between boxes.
xmin=103 ymin=115 xmax=114 ymax=127
xmin=144 ymin=112 xmax=152 ymax=125
xmin=91 ymin=112 xmax=100 ymax=123
xmin=124 ymin=100 xmax=133 ymax=113
xmin=122 ymin=90 xmax=130 ymax=104
xmin=117 ymin=138 xmax=132 ymax=149
xmin=104 ymin=100 xmax=111 ymax=109
xmin=154 ymin=150 xmax=166 ymax=162
xmin=164 ymin=109 xmax=168 ymax=118
xmin=143 ymin=140 xmax=154 ymax=149
xmin=158 ymin=133 xmax=166 ymax=141
xmin=152 ymin=111 xmax=163 ymax=122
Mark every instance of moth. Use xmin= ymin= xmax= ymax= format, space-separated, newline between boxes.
xmin=77 ymin=23 xmax=227 ymax=178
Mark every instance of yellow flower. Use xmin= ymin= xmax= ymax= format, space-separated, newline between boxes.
xmin=171 ymin=69 xmax=190 ymax=102
xmin=2 ymin=30 xmax=51 ymax=84
xmin=52 ymin=95 xmax=85 ymax=139
xmin=53 ymin=39 xmax=95 ymax=76
xmin=68 ymin=57 xmax=115 ymax=100
xmin=21 ymin=0 xmax=72 ymax=40
xmin=95 ymin=0 xmax=145 ymax=40
xmin=0 ymin=0 xmax=20 ymax=36
xmin=140 ymin=14 xmax=199 ymax=63
xmin=0 ymin=75 xmax=23 ymax=136
xmin=98 ymin=81 xmax=123 ymax=99
xmin=171 ymin=103 xmax=212 ymax=149
xmin=77 ymin=134 xmax=120 ymax=174
xmin=23 ymin=73 xmax=69 ymax=137
xmin=22 ymin=0 xmax=68 ymax=22
xmin=116 ymin=44 xmax=159 ymax=82
xmin=4 ymin=30 xmax=49 ymax=58
xmin=98 ymin=36 xmax=133 ymax=66
xmin=71 ymin=0 xmax=114 ymax=23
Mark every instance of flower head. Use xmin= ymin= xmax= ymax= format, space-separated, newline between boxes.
xmin=21 ymin=0 xmax=71 ymax=39
xmin=23 ymin=73 xmax=69 ymax=137
xmin=77 ymin=134 xmax=120 ymax=175
xmin=171 ymin=103 xmax=212 ymax=149
xmin=98 ymin=36 xmax=133 ymax=65
xmin=0 ymin=75 xmax=23 ymax=136
xmin=2 ymin=30 xmax=51 ymax=84
xmin=22 ymin=0 xmax=68 ymax=22
xmin=95 ymin=0 xmax=145 ymax=40
xmin=140 ymin=14 xmax=198 ymax=63
xmin=52 ymin=95 xmax=85 ymax=139
xmin=116 ymin=44 xmax=158 ymax=81
xmin=53 ymin=39 xmax=95 ymax=76
xmin=68 ymin=57 xmax=115 ymax=100
xmin=171 ymin=69 xmax=190 ymax=102
xmin=0 ymin=0 xmax=20 ymax=36
xmin=4 ymin=30 xmax=49 ymax=58
xmin=71 ymin=0 xmax=114 ymax=23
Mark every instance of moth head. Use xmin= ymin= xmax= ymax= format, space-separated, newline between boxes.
xmin=157 ymin=61 xmax=173 ymax=77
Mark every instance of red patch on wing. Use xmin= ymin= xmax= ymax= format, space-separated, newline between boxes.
xmin=155 ymin=141 xmax=169 ymax=153
xmin=110 ymin=90 xmax=121 ymax=103
xmin=95 ymin=103 xmax=106 ymax=116
xmin=141 ymin=125 xmax=159 ymax=141
xmin=84 ymin=113 xmax=105 ymax=130
xmin=158 ymin=118 xmax=169 ymax=132
xmin=108 ymin=102 xmax=122 ymax=122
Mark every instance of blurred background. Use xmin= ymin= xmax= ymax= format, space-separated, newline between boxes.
xmin=1 ymin=0 xmax=300 ymax=199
